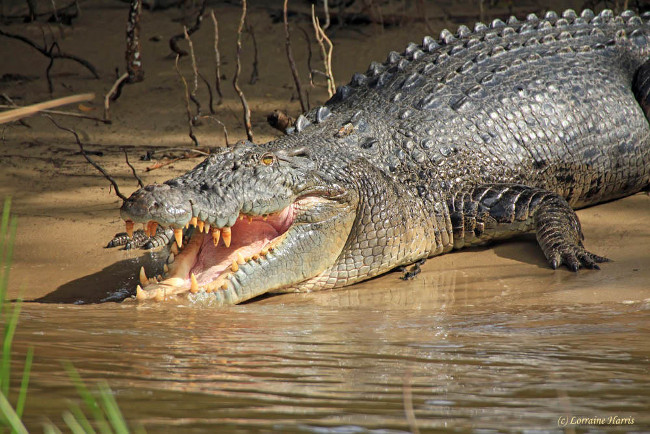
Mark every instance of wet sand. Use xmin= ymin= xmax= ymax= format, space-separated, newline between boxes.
xmin=1 ymin=0 xmax=649 ymax=431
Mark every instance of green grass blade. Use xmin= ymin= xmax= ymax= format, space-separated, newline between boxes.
xmin=98 ymin=382 xmax=130 ymax=434
xmin=0 ymin=197 xmax=12 ymax=320
xmin=68 ymin=403 xmax=97 ymax=434
xmin=43 ymin=421 xmax=63 ymax=434
xmin=1 ymin=297 xmax=22 ymax=397
xmin=15 ymin=346 xmax=33 ymax=419
xmin=0 ymin=389 xmax=28 ymax=434
xmin=64 ymin=363 xmax=111 ymax=434
xmin=62 ymin=410 xmax=90 ymax=434
xmin=0 ymin=217 xmax=17 ymax=306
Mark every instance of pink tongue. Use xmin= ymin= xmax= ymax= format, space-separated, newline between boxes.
xmin=190 ymin=220 xmax=279 ymax=286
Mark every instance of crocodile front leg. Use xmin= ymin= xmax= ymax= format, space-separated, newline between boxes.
xmin=449 ymin=184 xmax=609 ymax=271
xmin=105 ymin=226 xmax=174 ymax=250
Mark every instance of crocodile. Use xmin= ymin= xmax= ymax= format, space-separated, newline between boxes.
xmin=113 ymin=8 xmax=650 ymax=305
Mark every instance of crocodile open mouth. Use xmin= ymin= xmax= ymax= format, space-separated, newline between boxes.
xmin=127 ymin=206 xmax=295 ymax=301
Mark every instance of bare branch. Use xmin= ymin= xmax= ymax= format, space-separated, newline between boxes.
xmin=123 ymin=148 xmax=144 ymax=188
xmin=184 ymin=26 xmax=202 ymax=124
xmin=209 ymin=10 xmax=224 ymax=106
xmin=175 ymin=54 xmax=199 ymax=147
xmin=169 ymin=0 xmax=206 ymax=57
xmin=45 ymin=115 xmax=128 ymax=201
xmin=247 ymin=21 xmax=259 ymax=85
xmin=283 ymin=0 xmax=306 ymax=113
xmin=233 ymin=0 xmax=253 ymax=142
xmin=0 ymin=29 xmax=99 ymax=79
xmin=311 ymin=5 xmax=335 ymax=97
xmin=104 ymin=72 xmax=129 ymax=123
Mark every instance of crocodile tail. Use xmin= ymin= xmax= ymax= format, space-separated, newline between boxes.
xmin=633 ymin=58 xmax=650 ymax=122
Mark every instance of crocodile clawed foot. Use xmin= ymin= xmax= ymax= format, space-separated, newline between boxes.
xmin=106 ymin=226 xmax=174 ymax=251
xmin=547 ymin=245 xmax=610 ymax=272
xmin=400 ymin=258 xmax=427 ymax=280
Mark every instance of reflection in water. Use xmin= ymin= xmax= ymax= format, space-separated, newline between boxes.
xmin=12 ymin=286 xmax=650 ymax=432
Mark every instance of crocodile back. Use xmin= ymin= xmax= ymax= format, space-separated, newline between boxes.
xmin=321 ymin=9 xmax=650 ymax=208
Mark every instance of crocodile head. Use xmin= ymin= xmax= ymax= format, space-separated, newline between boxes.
xmin=120 ymin=141 xmax=361 ymax=304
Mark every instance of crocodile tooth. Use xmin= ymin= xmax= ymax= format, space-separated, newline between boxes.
xmin=190 ymin=216 xmax=197 ymax=227
xmin=222 ymin=227 xmax=231 ymax=248
xmin=170 ymin=243 xmax=179 ymax=255
xmin=211 ymin=228 xmax=220 ymax=246
xmin=260 ymin=246 xmax=269 ymax=256
xmin=154 ymin=292 xmax=164 ymax=302
xmin=139 ymin=267 xmax=148 ymax=287
xmin=295 ymin=114 xmax=311 ymax=132
xmin=197 ymin=220 xmax=204 ymax=233
xmin=125 ymin=220 xmax=134 ymax=238
xmin=231 ymin=261 xmax=239 ymax=272
xmin=190 ymin=273 xmax=199 ymax=294
xmin=174 ymin=228 xmax=183 ymax=248
xmin=136 ymin=285 xmax=145 ymax=300
xmin=237 ymin=252 xmax=245 ymax=264
xmin=163 ymin=264 xmax=169 ymax=273
xmin=247 ymin=216 xmax=253 ymax=223
xmin=167 ymin=252 xmax=174 ymax=264
xmin=204 ymin=223 xmax=210 ymax=234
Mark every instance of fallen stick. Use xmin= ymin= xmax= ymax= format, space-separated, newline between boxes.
xmin=0 ymin=93 xmax=95 ymax=124
xmin=0 ymin=104 xmax=108 ymax=124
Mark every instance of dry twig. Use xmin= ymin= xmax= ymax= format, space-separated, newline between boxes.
xmin=199 ymin=115 xmax=230 ymax=147
xmin=247 ymin=22 xmax=259 ymax=85
xmin=311 ymin=5 xmax=336 ymax=97
xmin=175 ymin=54 xmax=199 ymax=147
xmin=123 ymin=148 xmax=144 ymax=188
xmin=233 ymin=0 xmax=253 ymax=142
xmin=210 ymin=10 xmax=224 ymax=106
xmin=103 ymin=72 xmax=129 ymax=122
xmin=169 ymin=0 xmax=206 ymax=57
xmin=184 ymin=27 xmax=202 ymax=124
xmin=0 ymin=29 xmax=98 ymax=81
xmin=283 ymin=0 xmax=306 ymax=113
xmin=45 ymin=115 xmax=128 ymax=201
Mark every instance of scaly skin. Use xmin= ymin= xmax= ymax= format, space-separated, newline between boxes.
xmin=116 ymin=8 xmax=650 ymax=305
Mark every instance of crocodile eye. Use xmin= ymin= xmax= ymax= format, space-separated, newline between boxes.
xmin=260 ymin=153 xmax=276 ymax=166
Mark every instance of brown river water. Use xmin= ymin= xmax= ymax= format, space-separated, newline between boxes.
xmin=2 ymin=0 xmax=650 ymax=431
